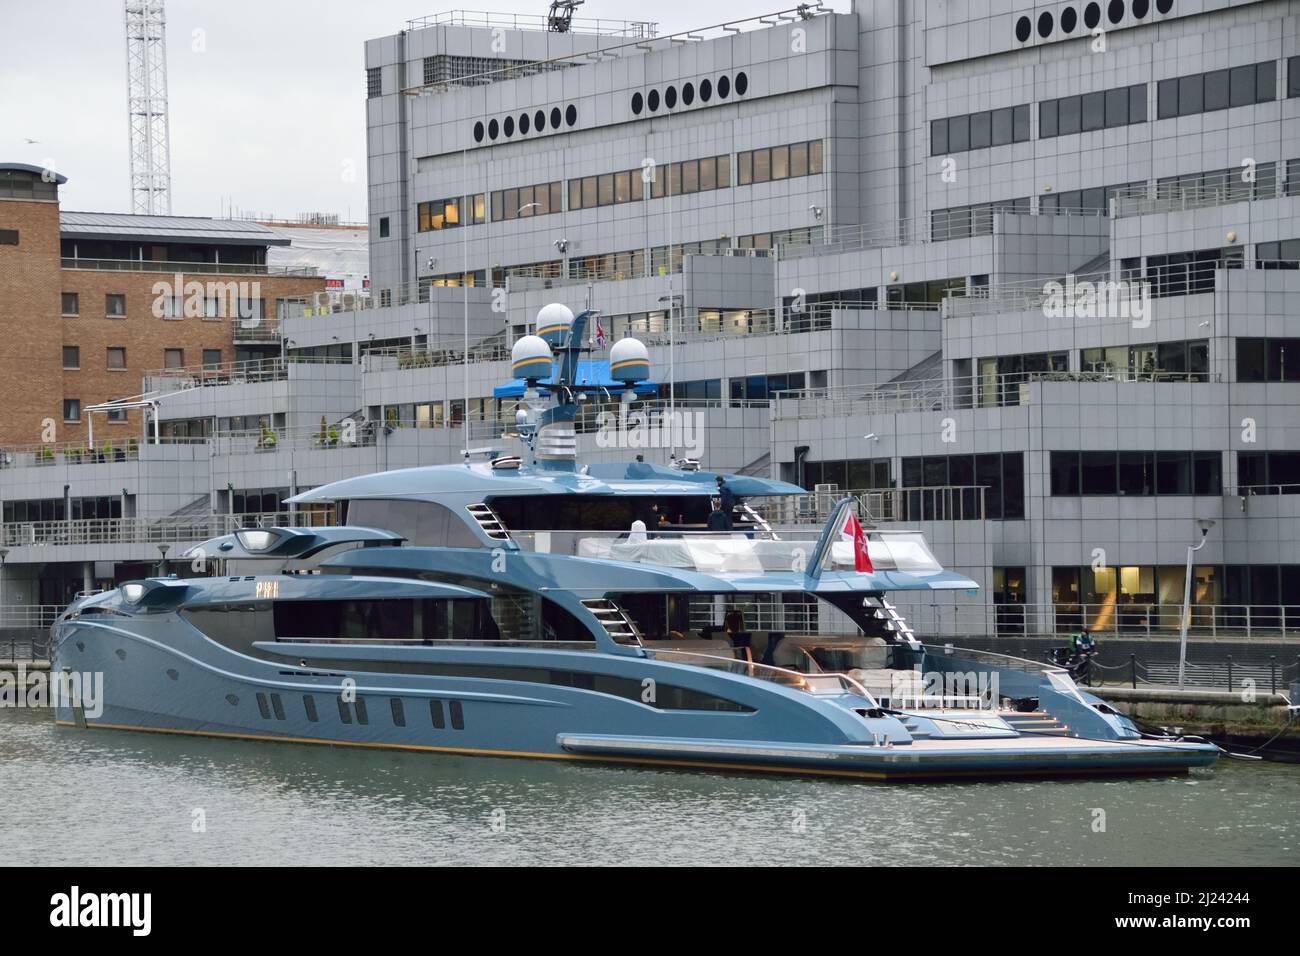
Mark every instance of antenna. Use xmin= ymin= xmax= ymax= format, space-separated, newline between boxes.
xmin=124 ymin=0 xmax=173 ymax=214
xmin=548 ymin=0 xmax=584 ymax=33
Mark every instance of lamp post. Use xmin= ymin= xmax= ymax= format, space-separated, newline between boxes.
xmin=1177 ymin=519 xmax=1216 ymax=689
xmin=0 ymin=548 xmax=8 ymax=628
xmin=157 ymin=544 xmax=170 ymax=578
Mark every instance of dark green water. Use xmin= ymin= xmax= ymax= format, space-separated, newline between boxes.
xmin=2 ymin=709 xmax=1295 ymax=865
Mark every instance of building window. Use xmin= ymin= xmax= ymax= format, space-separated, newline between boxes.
xmin=900 ymin=453 xmax=1024 ymax=520
xmin=164 ymin=348 xmax=184 ymax=369
xmin=1237 ymin=338 xmax=1300 ymax=382
xmin=202 ymin=349 xmax=222 ymax=368
xmin=1039 ymin=84 xmax=1145 ymax=138
xmin=106 ymin=347 xmax=127 ymax=370
xmin=366 ymin=66 xmax=381 ymax=98
xmin=1145 ymin=247 xmax=1243 ymax=297
xmin=1157 ymin=61 xmax=1276 ymax=119
xmin=931 ymin=197 xmax=1030 ymax=241
xmin=62 ymin=346 xmax=80 ymax=369
xmin=933 ymin=106 xmax=1031 ymax=155
xmin=378 ymin=216 xmax=389 ymax=238
xmin=0 ymin=229 xmax=17 ymax=245
xmin=63 ymin=399 xmax=80 ymax=423
xmin=107 ymin=408 xmax=127 ymax=423
xmin=1256 ymin=238 xmax=1300 ymax=269
xmin=61 ymin=292 xmax=79 ymax=316
xmin=1080 ymin=339 xmax=1209 ymax=382
xmin=490 ymin=183 xmax=556 ymax=220
xmin=105 ymin=294 xmax=126 ymax=318
xmin=379 ymin=289 xmax=392 ymax=307
xmin=737 ymin=141 xmax=822 ymax=185
xmin=1238 ymin=451 xmax=1300 ymax=494
xmin=1051 ymin=450 xmax=1221 ymax=495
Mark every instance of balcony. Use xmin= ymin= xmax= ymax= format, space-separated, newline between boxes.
xmin=60 ymin=257 xmax=319 ymax=277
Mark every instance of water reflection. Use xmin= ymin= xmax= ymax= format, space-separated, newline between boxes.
xmin=1 ymin=710 xmax=1294 ymax=866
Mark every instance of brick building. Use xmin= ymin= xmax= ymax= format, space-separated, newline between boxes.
xmin=0 ymin=162 xmax=325 ymax=450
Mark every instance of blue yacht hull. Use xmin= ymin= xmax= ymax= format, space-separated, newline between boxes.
xmin=50 ymin=614 xmax=1219 ymax=782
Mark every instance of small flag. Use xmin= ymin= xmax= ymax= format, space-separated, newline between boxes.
xmin=595 ymin=316 xmax=606 ymax=350
xmin=840 ymin=510 xmax=874 ymax=573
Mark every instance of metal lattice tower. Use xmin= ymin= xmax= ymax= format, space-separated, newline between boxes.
xmin=124 ymin=0 xmax=172 ymax=214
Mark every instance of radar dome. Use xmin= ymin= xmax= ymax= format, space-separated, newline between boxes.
xmin=536 ymin=303 xmax=575 ymax=347
xmin=609 ymin=337 xmax=650 ymax=383
xmin=511 ymin=335 xmax=553 ymax=382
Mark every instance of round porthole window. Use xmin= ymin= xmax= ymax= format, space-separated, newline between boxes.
xmin=700 ymin=78 xmax=712 ymax=101
xmin=473 ymin=121 xmax=485 ymax=142
xmin=519 ymin=113 xmax=530 ymax=134
xmin=1015 ymin=15 xmax=1032 ymax=41
xmin=565 ymin=104 xmax=577 ymax=126
xmin=488 ymin=118 xmax=499 ymax=140
xmin=718 ymin=74 xmax=731 ymax=98
xmin=632 ymin=91 xmax=644 ymax=114
xmin=735 ymin=72 xmax=748 ymax=95
xmin=1061 ymin=7 xmax=1078 ymax=32
xmin=1037 ymin=11 xmax=1054 ymax=37
xmin=1084 ymin=2 xmax=1102 ymax=28
xmin=503 ymin=116 xmax=514 ymax=137
xmin=1156 ymin=0 xmax=1173 ymax=12
xmin=648 ymin=89 xmax=660 ymax=111
xmin=550 ymin=106 xmax=561 ymax=128
xmin=226 ymin=694 xmax=239 ymax=706
xmin=1108 ymin=0 xmax=1124 ymax=24
xmin=1132 ymin=0 xmax=1149 ymax=17
xmin=665 ymin=85 xmax=677 ymax=109
xmin=535 ymin=109 xmax=546 ymax=131
xmin=683 ymin=81 xmax=695 ymax=105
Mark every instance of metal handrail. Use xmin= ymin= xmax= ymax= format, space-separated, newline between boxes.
xmin=59 ymin=257 xmax=319 ymax=277
xmin=0 ymin=512 xmax=301 ymax=549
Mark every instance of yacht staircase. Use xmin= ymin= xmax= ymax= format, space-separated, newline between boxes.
xmin=581 ymin=599 xmax=641 ymax=645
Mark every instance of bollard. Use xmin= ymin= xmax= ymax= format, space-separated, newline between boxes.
xmin=1130 ymin=653 xmax=1137 ymax=689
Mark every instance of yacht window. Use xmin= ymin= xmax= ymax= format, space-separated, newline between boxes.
xmin=256 ymin=692 xmax=271 ymax=719
xmin=390 ymin=697 xmax=406 ymax=727
xmin=337 ymin=697 xmax=352 ymax=724
xmin=354 ymin=697 xmax=369 ymax=725
xmin=430 ymin=699 xmax=446 ymax=728
xmin=303 ymin=695 xmax=319 ymax=722
xmin=449 ymin=700 xmax=465 ymax=730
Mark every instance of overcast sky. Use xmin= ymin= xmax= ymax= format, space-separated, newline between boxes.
xmin=0 ymin=0 xmax=801 ymax=220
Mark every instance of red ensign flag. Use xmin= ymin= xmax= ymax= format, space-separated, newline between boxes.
xmin=840 ymin=511 xmax=874 ymax=573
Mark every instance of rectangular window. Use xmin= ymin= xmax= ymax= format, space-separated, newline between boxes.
xmin=1058 ymin=96 xmax=1081 ymax=135
xmin=62 ymin=346 xmax=79 ymax=369
xmin=771 ymin=145 xmax=790 ymax=179
xmin=1204 ymin=69 xmax=1230 ymax=111
xmin=303 ymin=695 xmax=318 ymax=722
xmin=1129 ymin=84 xmax=1147 ymax=123
xmin=991 ymin=107 xmax=1013 ymax=146
xmin=808 ymin=141 xmax=823 ymax=174
xmin=105 ymin=293 xmax=126 ymax=318
xmin=1081 ymin=91 xmax=1105 ymax=131
xmin=1050 ymin=451 xmax=1080 ymax=495
xmin=449 ymin=700 xmax=465 ymax=730
xmin=106 ymin=408 xmax=126 ymax=423
xmin=1289 ymin=55 xmax=1300 ymax=98
xmin=1104 ymin=87 xmax=1129 ymax=126
xmin=63 ymin=399 xmax=80 ymax=422
xmin=106 ymin=347 xmax=126 ymax=370
xmin=970 ymin=111 xmax=991 ymax=149
xmin=202 ymin=348 xmax=222 ymax=368
xmin=1039 ymin=100 xmax=1058 ymax=138
xmin=1178 ymin=74 xmax=1203 ymax=115
xmin=1157 ymin=78 xmax=1178 ymax=118
xmin=931 ymin=119 xmax=948 ymax=156
xmin=1013 ymin=104 xmax=1031 ymax=141
xmin=429 ymin=699 xmax=445 ymax=729
xmin=379 ymin=216 xmax=389 ymax=238
xmin=738 ymin=151 xmax=752 ymax=185
xmin=164 ymin=348 xmax=184 ymax=369
xmin=948 ymin=114 xmax=969 ymax=151
xmin=61 ymin=292 xmax=79 ymax=316
xmin=366 ymin=67 xmax=381 ymax=98
xmin=1080 ymin=452 xmax=1117 ymax=495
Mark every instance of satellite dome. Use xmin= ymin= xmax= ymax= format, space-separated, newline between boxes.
xmin=536 ymin=303 xmax=575 ymax=347
xmin=511 ymin=335 xmax=553 ymax=382
xmin=609 ymin=337 xmax=650 ymax=383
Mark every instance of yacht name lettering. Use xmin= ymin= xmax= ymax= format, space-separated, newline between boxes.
xmin=255 ymin=580 xmax=281 ymax=599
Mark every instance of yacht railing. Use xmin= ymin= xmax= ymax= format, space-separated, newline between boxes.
xmin=0 ymin=511 xmax=299 ymax=549
xmin=642 ymin=647 xmax=873 ymax=699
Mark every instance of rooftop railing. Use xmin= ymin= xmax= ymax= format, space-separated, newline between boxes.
xmin=1111 ymin=180 xmax=1294 ymax=219
xmin=60 ymin=257 xmax=319 ymax=278
xmin=405 ymin=9 xmax=658 ymax=36
xmin=143 ymin=353 xmax=354 ymax=390
xmin=0 ymin=512 xmax=297 ymax=550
